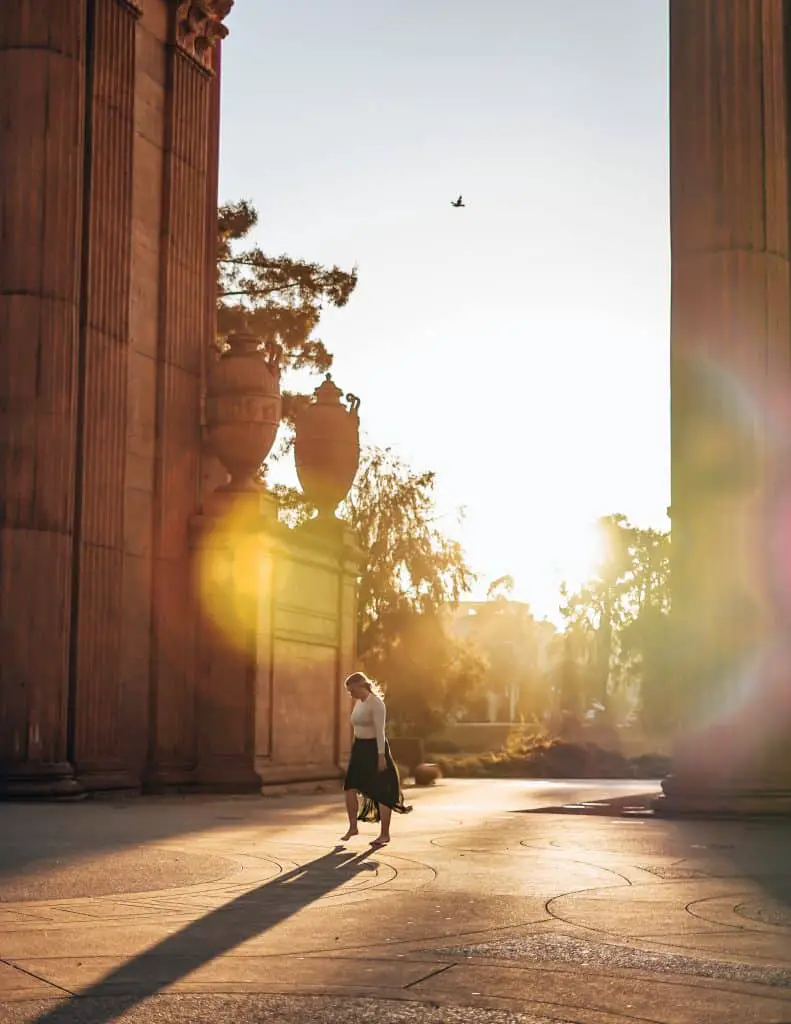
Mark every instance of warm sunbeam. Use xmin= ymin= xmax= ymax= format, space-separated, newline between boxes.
xmin=4 ymin=4 xmax=791 ymax=1023
xmin=460 ymin=511 xmax=616 ymax=622
xmin=196 ymin=501 xmax=272 ymax=652
xmin=559 ymin=516 xmax=610 ymax=586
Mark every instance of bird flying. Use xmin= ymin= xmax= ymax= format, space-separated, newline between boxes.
xmin=451 ymin=195 xmax=465 ymax=208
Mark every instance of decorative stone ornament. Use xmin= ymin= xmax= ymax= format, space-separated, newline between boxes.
xmin=294 ymin=375 xmax=361 ymax=517
xmin=175 ymin=0 xmax=234 ymax=64
xmin=414 ymin=763 xmax=442 ymax=787
xmin=205 ymin=330 xmax=281 ymax=492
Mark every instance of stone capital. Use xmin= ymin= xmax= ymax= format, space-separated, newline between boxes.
xmin=175 ymin=1 xmax=233 ymax=66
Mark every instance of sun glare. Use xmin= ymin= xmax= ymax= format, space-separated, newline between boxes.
xmin=196 ymin=502 xmax=270 ymax=651
xmin=551 ymin=517 xmax=608 ymax=591
xmin=465 ymin=512 xmax=612 ymax=623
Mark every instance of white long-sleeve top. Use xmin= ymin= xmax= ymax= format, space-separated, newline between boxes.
xmin=350 ymin=693 xmax=386 ymax=754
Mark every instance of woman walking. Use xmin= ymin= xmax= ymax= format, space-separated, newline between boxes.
xmin=342 ymin=671 xmax=412 ymax=847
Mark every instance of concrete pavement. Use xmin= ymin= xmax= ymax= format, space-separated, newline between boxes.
xmin=0 ymin=779 xmax=789 ymax=1023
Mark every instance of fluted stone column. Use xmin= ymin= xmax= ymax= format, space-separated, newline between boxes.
xmin=660 ymin=0 xmax=791 ymax=813
xmin=0 ymin=1 xmax=87 ymax=796
xmin=70 ymin=0 xmax=140 ymax=789
xmin=0 ymin=0 xmax=233 ymax=796
xmin=144 ymin=3 xmax=230 ymax=789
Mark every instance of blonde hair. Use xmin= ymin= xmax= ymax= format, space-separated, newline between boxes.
xmin=344 ymin=671 xmax=384 ymax=699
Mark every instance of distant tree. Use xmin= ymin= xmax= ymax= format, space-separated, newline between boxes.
xmin=364 ymin=607 xmax=486 ymax=737
xmin=547 ymin=627 xmax=590 ymax=735
xmin=559 ymin=516 xmax=672 ymax=734
xmin=461 ymin=592 xmax=554 ymax=723
xmin=216 ymin=198 xmax=358 ymax=382
xmin=617 ymin=527 xmax=672 ymax=734
xmin=549 ymin=605 xmax=599 ymax=733
xmin=559 ymin=515 xmax=634 ymax=712
xmin=273 ymin=445 xmax=483 ymax=733
xmin=349 ymin=447 xmax=475 ymax=654
xmin=486 ymin=575 xmax=515 ymax=600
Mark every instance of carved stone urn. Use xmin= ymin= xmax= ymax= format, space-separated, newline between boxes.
xmin=205 ymin=330 xmax=281 ymax=492
xmin=294 ymin=374 xmax=361 ymax=517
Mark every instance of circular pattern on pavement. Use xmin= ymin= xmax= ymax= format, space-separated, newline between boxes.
xmin=735 ymin=898 xmax=791 ymax=929
xmin=0 ymin=844 xmax=436 ymax=927
xmin=0 ymin=847 xmax=240 ymax=902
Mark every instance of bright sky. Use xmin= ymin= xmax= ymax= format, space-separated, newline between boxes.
xmin=219 ymin=1 xmax=670 ymax=624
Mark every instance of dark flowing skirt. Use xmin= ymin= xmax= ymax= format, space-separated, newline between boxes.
xmin=344 ymin=738 xmax=413 ymax=823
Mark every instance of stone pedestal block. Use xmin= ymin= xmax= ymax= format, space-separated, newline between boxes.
xmin=189 ymin=493 xmax=362 ymax=793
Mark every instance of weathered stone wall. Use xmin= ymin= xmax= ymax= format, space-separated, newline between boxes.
xmin=191 ymin=504 xmax=361 ymax=793
xmin=259 ymin=530 xmax=358 ymax=786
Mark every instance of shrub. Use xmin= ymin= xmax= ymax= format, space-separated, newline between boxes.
xmin=435 ymin=740 xmax=671 ymax=780
xmin=425 ymin=738 xmax=461 ymax=754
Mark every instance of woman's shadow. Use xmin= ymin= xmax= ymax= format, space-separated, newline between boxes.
xmin=33 ymin=846 xmax=378 ymax=1024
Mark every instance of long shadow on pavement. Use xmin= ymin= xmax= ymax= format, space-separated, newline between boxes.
xmin=0 ymin=795 xmax=341 ymax=895
xmin=31 ymin=846 xmax=377 ymax=1024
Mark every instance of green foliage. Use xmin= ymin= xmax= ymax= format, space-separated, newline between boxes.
xmin=349 ymin=447 xmax=475 ymax=646
xmin=364 ymin=607 xmax=486 ymax=737
xmin=456 ymin=597 xmax=556 ymax=723
xmin=559 ymin=516 xmax=672 ymax=735
xmin=433 ymin=738 xmax=671 ymax=780
xmin=217 ymin=199 xmax=358 ymax=376
xmin=617 ymin=528 xmax=673 ymax=734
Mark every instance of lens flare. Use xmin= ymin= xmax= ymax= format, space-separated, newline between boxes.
xmin=195 ymin=501 xmax=271 ymax=651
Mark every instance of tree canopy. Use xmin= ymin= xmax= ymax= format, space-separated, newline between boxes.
xmin=216 ymin=199 xmax=358 ymax=376
xmin=559 ymin=516 xmax=672 ymax=734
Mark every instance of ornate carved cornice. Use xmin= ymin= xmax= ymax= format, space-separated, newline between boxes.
xmin=175 ymin=1 xmax=233 ymax=66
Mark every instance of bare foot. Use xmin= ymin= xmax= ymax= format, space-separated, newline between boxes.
xmin=341 ymin=827 xmax=359 ymax=841
xmin=370 ymin=835 xmax=390 ymax=848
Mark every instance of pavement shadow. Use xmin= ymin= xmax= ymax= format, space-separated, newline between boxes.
xmin=516 ymin=791 xmax=660 ymax=816
xmin=31 ymin=845 xmax=377 ymax=1024
xmin=691 ymin=818 xmax=791 ymax=912
xmin=0 ymin=795 xmax=340 ymax=893
xmin=519 ymin=790 xmax=791 ymax=913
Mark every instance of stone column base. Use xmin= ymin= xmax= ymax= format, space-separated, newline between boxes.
xmin=0 ymin=762 xmax=85 ymax=801
xmin=257 ymin=763 xmax=345 ymax=790
xmin=654 ymin=775 xmax=791 ymax=816
xmin=141 ymin=763 xmax=198 ymax=795
xmin=193 ymin=757 xmax=262 ymax=794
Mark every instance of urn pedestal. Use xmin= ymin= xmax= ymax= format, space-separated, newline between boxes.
xmin=189 ymin=329 xmax=282 ymax=792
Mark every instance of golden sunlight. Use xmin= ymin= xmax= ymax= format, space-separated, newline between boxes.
xmin=196 ymin=502 xmax=271 ymax=651
xmin=543 ymin=516 xmax=610 ymax=603
xmin=463 ymin=512 xmax=612 ymax=622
